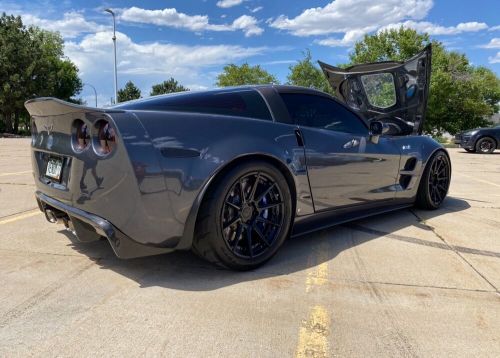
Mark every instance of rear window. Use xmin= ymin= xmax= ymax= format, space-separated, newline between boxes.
xmin=117 ymin=89 xmax=272 ymax=121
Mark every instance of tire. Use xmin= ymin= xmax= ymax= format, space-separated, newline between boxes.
xmin=415 ymin=150 xmax=451 ymax=210
xmin=193 ymin=160 xmax=293 ymax=270
xmin=464 ymin=148 xmax=475 ymax=153
xmin=475 ymin=137 xmax=496 ymax=154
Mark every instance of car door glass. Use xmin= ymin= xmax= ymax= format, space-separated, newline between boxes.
xmin=360 ymin=73 xmax=396 ymax=109
xmin=279 ymin=93 xmax=367 ymax=134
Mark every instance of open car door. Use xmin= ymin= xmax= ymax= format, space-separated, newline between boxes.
xmin=319 ymin=45 xmax=431 ymax=135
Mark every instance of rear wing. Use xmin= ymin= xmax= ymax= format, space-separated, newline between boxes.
xmin=25 ymin=97 xmax=122 ymax=117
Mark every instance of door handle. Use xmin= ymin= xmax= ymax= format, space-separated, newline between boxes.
xmin=343 ymin=139 xmax=360 ymax=149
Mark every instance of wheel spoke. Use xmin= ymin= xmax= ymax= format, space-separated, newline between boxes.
xmin=249 ymin=173 xmax=261 ymax=201
xmin=239 ymin=179 xmax=246 ymax=203
xmin=232 ymin=224 xmax=243 ymax=253
xmin=258 ymin=201 xmax=283 ymax=211
xmin=246 ymin=226 xmax=254 ymax=258
xmin=255 ymin=217 xmax=280 ymax=227
xmin=253 ymin=225 xmax=270 ymax=247
xmin=225 ymin=200 xmax=241 ymax=210
xmin=223 ymin=216 xmax=241 ymax=230
xmin=255 ymin=183 xmax=276 ymax=203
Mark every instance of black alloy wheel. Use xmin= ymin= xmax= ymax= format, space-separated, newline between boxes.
xmin=415 ymin=151 xmax=451 ymax=210
xmin=476 ymin=137 xmax=496 ymax=154
xmin=221 ymin=172 xmax=285 ymax=259
xmin=193 ymin=160 xmax=292 ymax=270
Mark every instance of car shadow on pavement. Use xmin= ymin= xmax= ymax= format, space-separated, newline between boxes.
xmin=58 ymin=196 xmax=492 ymax=292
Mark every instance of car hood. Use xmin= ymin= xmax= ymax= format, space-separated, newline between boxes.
xmin=319 ymin=45 xmax=432 ymax=135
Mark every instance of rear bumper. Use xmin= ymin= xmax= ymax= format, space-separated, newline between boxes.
xmin=36 ymin=191 xmax=174 ymax=259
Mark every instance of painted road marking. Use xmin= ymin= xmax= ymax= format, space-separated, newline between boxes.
xmin=306 ymin=261 xmax=328 ymax=293
xmin=0 ymin=210 xmax=41 ymax=225
xmin=0 ymin=170 xmax=32 ymax=177
xmin=296 ymin=236 xmax=331 ymax=357
xmin=455 ymin=172 xmax=500 ymax=188
xmin=295 ymin=305 xmax=331 ymax=358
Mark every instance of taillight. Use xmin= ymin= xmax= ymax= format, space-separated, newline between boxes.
xmin=72 ymin=119 xmax=90 ymax=152
xmin=94 ymin=120 xmax=116 ymax=155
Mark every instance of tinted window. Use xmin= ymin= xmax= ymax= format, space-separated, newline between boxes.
xmin=280 ymin=93 xmax=367 ymax=134
xmin=116 ymin=89 xmax=272 ymax=121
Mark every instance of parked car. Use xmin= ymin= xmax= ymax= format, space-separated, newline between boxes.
xmin=25 ymin=45 xmax=451 ymax=270
xmin=454 ymin=126 xmax=500 ymax=154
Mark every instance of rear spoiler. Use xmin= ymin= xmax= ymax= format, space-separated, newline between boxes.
xmin=25 ymin=97 xmax=123 ymax=117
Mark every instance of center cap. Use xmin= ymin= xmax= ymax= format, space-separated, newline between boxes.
xmin=241 ymin=205 xmax=253 ymax=221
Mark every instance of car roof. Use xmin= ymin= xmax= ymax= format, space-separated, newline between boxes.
xmin=112 ymin=85 xmax=331 ymax=109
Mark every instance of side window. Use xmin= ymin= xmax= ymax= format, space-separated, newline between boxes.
xmin=279 ymin=93 xmax=367 ymax=134
xmin=360 ymin=73 xmax=396 ymax=109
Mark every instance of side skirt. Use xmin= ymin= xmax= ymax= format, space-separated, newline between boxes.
xmin=291 ymin=199 xmax=414 ymax=238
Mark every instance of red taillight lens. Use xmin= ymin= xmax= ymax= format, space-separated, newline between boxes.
xmin=72 ymin=119 xmax=90 ymax=152
xmin=95 ymin=120 xmax=116 ymax=155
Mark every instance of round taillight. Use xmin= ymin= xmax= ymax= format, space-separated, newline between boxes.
xmin=72 ymin=119 xmax=90 ymax=152
xmin=94 ymin=120 xmax=116 ymax=155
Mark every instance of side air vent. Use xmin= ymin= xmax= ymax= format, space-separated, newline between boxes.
xmin=403 ymin=157 xmax=417 ymax=171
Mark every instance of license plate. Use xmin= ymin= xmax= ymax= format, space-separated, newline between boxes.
xmin=45 ymin=157 xmax=63 ymax=181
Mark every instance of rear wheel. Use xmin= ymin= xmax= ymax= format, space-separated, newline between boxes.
xmin=415 ymin=150 xmax=451 ymax=210
xmin=193 ymin=160 xmax=292 ymax=270
xmin=475 ymin=137 xmax=496 ymax=154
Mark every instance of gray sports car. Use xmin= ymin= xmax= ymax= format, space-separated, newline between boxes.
xmin=26 ymin=45 xmax=451 ymax=270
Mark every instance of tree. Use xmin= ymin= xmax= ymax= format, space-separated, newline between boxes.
xmin=216 ymin=63 xmax=278 ymax=87
xmin=347 ymin=27 xmax=500 ymax=134
xmin=150 ymin=77 xmax=189 ymax=96
xmin=118 ymin=81 xmax=141 ymax=102
xmin=0 ymin=13 xmax=82 ymax=134
xmin=287 ymin=50 xmax=332 ymax=94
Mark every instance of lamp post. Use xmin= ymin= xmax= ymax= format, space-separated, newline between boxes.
xmin=83 ymin=83 xmax=98 ymax=107
xmin=104 ymin=8 xmax=118 ymax=104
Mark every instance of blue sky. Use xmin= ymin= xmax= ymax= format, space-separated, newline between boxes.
xmin=2 ymin=0 xmax=500 ymax=106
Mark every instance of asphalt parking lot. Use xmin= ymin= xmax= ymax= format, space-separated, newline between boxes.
xmin=0 ymin=138 xmax=499 ymax=357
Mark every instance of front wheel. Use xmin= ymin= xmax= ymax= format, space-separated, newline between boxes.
xmin=475 ymin=137 xmax=496 ymax=154
xmin=193 ymin=160 xmax=292 ymax=270
xmin=415 ymin=150 xmax=451 ymax=210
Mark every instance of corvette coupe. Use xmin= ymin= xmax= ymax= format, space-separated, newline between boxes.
xmin=26 ymin=45 xmax=451 ymax=270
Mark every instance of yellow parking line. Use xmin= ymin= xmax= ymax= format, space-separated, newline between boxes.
xmin=0 ymin=210 xmax=41 ymax=225
xmin=295 ymin=305 xmax=330 ymax=358
xmin=306 ymin=262 xmax=329 ymax=293
xmin=455 ymin=172 xmax=500 ymax=188
xmin=0 ymin=170 xmax=32 ymax=177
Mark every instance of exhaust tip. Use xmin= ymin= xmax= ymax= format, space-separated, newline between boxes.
xmin=44 ymin=209 xmax=58 ymax=223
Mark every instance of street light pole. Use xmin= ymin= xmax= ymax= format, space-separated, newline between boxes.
xmin=105 ymin=8 xmax=118 ymax=104
xmin=83 ymin=83 xmax=98 ymax=107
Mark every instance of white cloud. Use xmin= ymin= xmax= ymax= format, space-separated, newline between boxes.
xmin=488 ymin=52 xmax=500 ymax=64
xmin=269 ymin=0 xmax=433 ymax=37
xmin=315 ymin=29 xmax=366 ymax=47
xmin=251 ymin=6 xmax=263 ymax=13
xmin=380 ymin=21 xmax=488 ymax=35
xmin=119 ymin=7 xmax=263 ymax=37
xmin=489 ymin=25 xmax=500 ymax=31
xmin=21 ymin=11 xmax=107 ymax=38
xmin=480 ymin=38 xmax=500 ymax=49
xmin=65 ymin=31 xmax=266 ymax=77
xmin=216 ymin=0 xmax=244 ymax=8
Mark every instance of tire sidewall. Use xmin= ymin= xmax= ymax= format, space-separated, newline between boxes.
xmin=208 ymin=161 xmax=292 ymax=269
xmin=420 ymin=151 xmax=451 ymax=209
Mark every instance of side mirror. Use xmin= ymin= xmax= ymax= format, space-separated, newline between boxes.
xmin=369 ymin=121 xmax=384 ymax=144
